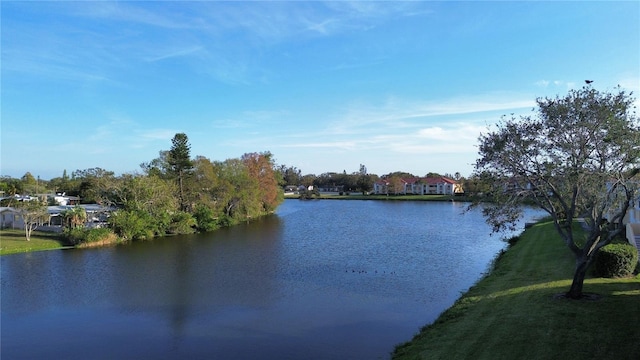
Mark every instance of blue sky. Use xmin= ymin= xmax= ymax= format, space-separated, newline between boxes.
xmin=2 ymin=1 xmax=639 ymax=180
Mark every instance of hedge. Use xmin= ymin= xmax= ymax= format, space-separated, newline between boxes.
xmin=593 ymin=242 xmax=638 ymax=278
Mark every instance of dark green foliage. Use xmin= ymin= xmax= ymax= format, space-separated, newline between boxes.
xmin=506 ymin=235 xmax=520 ymax=246
xmin=168 ymin=133 xmax=193 ymax=174
xmin=0 ymin=175 xmax=24 ymax=196
xmin=108 ymin=209 xmax=156 ymax=241
xmin=63 ymin=227 xmax=87 ymax=245
xmin=193 ymin=204 xmax=219 ymax=232
xmin=168 ymin=133 xmax=194 ymax=211
xmin=299 ymin=187 xmax=320 ymax=199
xmin=168 ymin=211 xmax=196 ymax=235
xmin=593 ymin=243 xmax=638 ymax=278
xmin=217 ymin=215 xmax=234 ymax=228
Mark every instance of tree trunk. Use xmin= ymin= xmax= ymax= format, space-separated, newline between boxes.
xmin=178 ymin=170 xmax=185 ymax=211
xmin=566 ymin=257 xmax=589 ymax=299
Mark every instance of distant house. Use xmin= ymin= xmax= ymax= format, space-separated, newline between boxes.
xmin=51 ymin=193 xmax=81 ymax=206
xmin=0 ymin=204 xmax=113 ymax=232
xmin=373 ymin=177 xmax=460 ymax=195
xmin=0 ymin=207 xmax=21 ymax=229
xmin=422 ymin=177 xmax=457 ymax=195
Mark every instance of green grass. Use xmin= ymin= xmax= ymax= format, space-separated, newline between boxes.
xmin=0 ymin=229 xmax=69 ymax=255
xmin=393 ymin=221 xmax=640 ymax=360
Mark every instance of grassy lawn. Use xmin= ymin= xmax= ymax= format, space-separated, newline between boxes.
xmin=0 ymin=229 xmax=68 ymax=255
xmin=393 ymin=221 xmax=640 ymax=359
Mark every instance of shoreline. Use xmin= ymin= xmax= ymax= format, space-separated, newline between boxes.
xmin=392 ymin=221 xmax=640 ymax=359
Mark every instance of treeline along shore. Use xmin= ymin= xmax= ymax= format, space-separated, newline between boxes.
xmin=2 ymin=133 xmax=475 ymax=249
xmin=1 ymin=133 xmax=284 ymax=247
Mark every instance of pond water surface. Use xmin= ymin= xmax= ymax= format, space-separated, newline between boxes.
xmin=1 ymin=199 xmax=540 ymax=359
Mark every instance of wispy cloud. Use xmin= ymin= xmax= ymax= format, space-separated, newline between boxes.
xmin=535 ymin=79 xmax=578 ymax=90
xmin=617 ymin=75 xmax=640 ymax=92
xmin=326 ymin=93 xmax=535 ymax=136
xmin=281 ymin=141 xmax=358 ymax=150
xmin=145 ymin=46 xmax=205 ymax=62
xmin=67 ymin=2 xmax=195 ymax=29
xmin=138 ymin=129 xmax=177 ymax=141
xmin=211 ymin=109 xmax=291 ymax=130
xmin=3 ymin=1 xmax=434 ymax=86
xmin=260 ymin=93 xmax=522 ymax=159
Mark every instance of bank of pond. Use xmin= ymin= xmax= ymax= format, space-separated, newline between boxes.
xmin=3 ymin=199 xmax=546 ymax=359
xmin=393 ymin=220 xmax=640 ymax=359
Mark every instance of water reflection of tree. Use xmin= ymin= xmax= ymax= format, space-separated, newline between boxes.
xmin=166 ymin=215 xmax=284 ymax=343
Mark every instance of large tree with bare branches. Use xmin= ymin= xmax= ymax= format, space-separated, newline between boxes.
xmin=474 ymin=86 xmax=640 ymax=299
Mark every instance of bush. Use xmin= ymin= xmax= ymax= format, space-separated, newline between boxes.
xmin=168 ymin=211 xmax=197 ymax=235
xmin=505 ymin=235 xmax=520 ymax=246
xmin=64 ymin=227 xmax=87 ymax=245
xmin=84 ymin=227 xmax=116 ymax=243
xmin=593 ymin=242 xmax=638 ymax=278
xmin=64 ymin=227 xmax=118 ymax=246
xmin=108 ymin=210 xmax=156 ymax=241
xmin=193 ymin=204 xmax=220 ymax=232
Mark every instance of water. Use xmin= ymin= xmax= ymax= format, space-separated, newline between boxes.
xmin=1 ymin=200 xmax=541 ymax=359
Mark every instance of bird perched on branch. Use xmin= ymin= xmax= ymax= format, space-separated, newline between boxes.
xmin=585 ymin=80 xmax=594 ymax=84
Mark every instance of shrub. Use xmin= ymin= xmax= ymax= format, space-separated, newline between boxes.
xmin=217 ymin=214 xmax=234 ymax=228
xmin=63 ymin=227 xmax=118 ymax=247
xmin=193 ymin=204 xmax=219 ymax=232
xmin=593 ymin=242 xmax=638 ymax=278
xmin=505 ymin=235 xmax=519 ymax=246
xmin=63 ymin=227 xmax=87 ymax=245
xmin=84 ymin=227 xmax=116 ymax=243
xmin=168 ymin=211 xmax=197 ymax=235
xmin=108 ymin=209 xmax=156 ymax=241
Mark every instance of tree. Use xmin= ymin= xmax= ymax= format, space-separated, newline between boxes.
xmin=21 ymin=172 xmax=36 ymax=186
xmin=112 ymin=174 xmax=178 ymax=235
xmin=357 ymin=164 xmax=373 ymax=195
xmin=72 ymin=167 xmax=116 ymax=203
xmin=108 ymin=209 xmax=155 ymax=241
xmin=388 ymin=176 xmax=405 ymax=195
xmin=216 ymin=158 xmax=262 ymax=221
xmin=0 ymin=176 xmax=23 ymax=198
xmin=49 ymin=169 xmax=71 ymax=194
xmin=61 ymin=206 xmax=87 ymax=229
xmin=14 ymin=199 xmax=49 ymax=241
xmin=167 ymin=133 xmax=194 ymax=211
xmin=277 ymin=165 xmax=302 ymax=186
xmin=21 ymin=172 xmax=38 ymax=194
xmin=300 ymin=174 xmax=316 ymax=188
xmin=190 ymin=156 xmax=221 ymax=207
xmin=140 ymin=150 xmax=171 ymax=178
xmin=241 ymin=152 xmax=283 ymax=213
xmin=474 ymin=86 xmax=640 ymax=299
xmin=386 ymin=171 xmax=414 ymax=179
